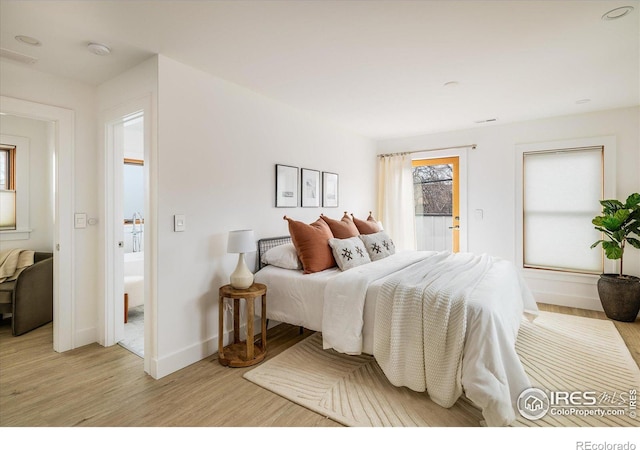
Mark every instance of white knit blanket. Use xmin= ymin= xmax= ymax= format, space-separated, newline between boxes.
xmin=322 ymin=250 xmax=538 ymax=426
xmin=373 ymin=252 xmax=492 ymax=408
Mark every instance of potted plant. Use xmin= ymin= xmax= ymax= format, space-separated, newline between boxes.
xmin=590 ymin=193 xmax=640 ymax=322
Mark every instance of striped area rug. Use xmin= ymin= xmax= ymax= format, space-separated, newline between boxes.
xmin=243 ymin=311 xmax=640 ymax=427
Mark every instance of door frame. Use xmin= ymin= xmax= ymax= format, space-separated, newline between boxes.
xmin=411 ymin=148 xmax=468 ymax=253
xmin=412 ymin=156 xmax=460 ymax=252
xmin=100 ymin=96 xmax=150 ymax=353
xmin=0 ymin=96 xmax=75 ymax=352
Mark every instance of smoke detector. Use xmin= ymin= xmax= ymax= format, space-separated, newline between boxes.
xmin=87 ymin=43 xmax=111 ymax=56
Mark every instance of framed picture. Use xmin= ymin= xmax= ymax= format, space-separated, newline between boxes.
xmin=301 ymin=168 xmax=320 ymax=207
xmin=275 ymin=164 xmax=299 ymax=207
xmin=322 ymin=172 xmax=339 ymax=207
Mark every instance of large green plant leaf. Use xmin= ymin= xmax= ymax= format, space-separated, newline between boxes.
xmin=602 ymin=241 xmax=623 ymax=260
xmin=625 ymin=193 xmax=640 ymax=208
xmin=601 ymin=211 xmax=629 ymax=231
xmin=612 ymin=230 xmax=626 ymax=243
xmin=600 ymin=199 xmax=623 ymax=214
xmin=614 ymin=208 xmax=630 ymax=223
xmin=628 ymin=237 xmax=640 ymax=249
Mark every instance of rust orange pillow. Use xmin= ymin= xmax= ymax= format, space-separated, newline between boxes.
xmin=320 ymin=212 xmax=359 ymax=239
xmin=284 ymin=216 xmax=336 ymax=274
xmin=352 ymin=211 xmax=381 ymax=235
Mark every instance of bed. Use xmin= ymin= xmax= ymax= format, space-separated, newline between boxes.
xmin=254 ymin=233 xmax=539 ymax=427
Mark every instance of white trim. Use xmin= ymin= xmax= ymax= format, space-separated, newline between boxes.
xmin=0 ymin=228 xmax=33 ymax=241
xmin=0 ymin=96 xmax=75 ymax=352
xmin=409 ymin=148 xmax=469 ymax=252
xmin=514 ymin=136 xmax=616 ymax=310
xmin=515 ymin=136 xmax=617 ymax=275
xmin=100 ymin=95 xmax=154 ymax=374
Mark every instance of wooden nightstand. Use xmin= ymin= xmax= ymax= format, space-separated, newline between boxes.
xmin=218 ymin=283 xmax=267 ymax=368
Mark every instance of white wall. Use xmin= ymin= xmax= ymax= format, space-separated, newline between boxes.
xmin=1 ymin=55 xmax=376 ymax=378
xmin=377 ymin=106 xmax=640 ymax=311
xmin=0 ymin=61 xmax=98 ymax=346
xmin=0 ymin=115 xmax=54 ymax=251
xmin=155 ymin=55 xmax=376 ymax=377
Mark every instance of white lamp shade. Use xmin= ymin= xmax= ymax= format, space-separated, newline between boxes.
xmin=227 ymin=229 xmax=256 ymax=254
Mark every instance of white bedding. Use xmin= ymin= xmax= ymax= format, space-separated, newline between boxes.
xmin=254 ymin=249 xmax=539 ymax=426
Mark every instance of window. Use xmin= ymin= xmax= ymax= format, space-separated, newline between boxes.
xmin=522 ymin=146 xmax=603 ymax=273
xmin=0 ymin=144 xmax=16 ymax=190
xmin=413 ymin=163 xmax=453 ymax=216
xmin=0 ymin=144 xmax=16 ymax=230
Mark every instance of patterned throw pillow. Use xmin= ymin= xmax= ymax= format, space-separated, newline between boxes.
xmin=328 ymin=237 xmax=371 ymax=271
xmin=359 ymin=231 xmax=395 ymax=261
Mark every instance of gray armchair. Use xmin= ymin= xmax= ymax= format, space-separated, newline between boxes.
xmin=0 ymin=252 xmax=53 ymax=336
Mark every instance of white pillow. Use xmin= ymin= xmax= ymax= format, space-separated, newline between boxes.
xmin=261 ymin=243 xmax=302 ymax=270
xmin=359 ymin=231 xmax=395 ymax=261
xmin=328 ymin=236 xmax=371 ymax=271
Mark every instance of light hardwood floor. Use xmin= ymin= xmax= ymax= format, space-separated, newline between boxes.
xmin=0 ymin=304 xmax=638 ymax=427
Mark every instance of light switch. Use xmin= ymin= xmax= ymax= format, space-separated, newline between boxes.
xmin=75 ymin=213 xmax=87 ymax=229
xmin=174 ymin=214 xmax=186 ymax=232
xmin=474 ymin=209 xmax=484 ymax=220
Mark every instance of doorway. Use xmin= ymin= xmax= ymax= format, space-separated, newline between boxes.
xmin=102 ymin=97 xmax=149 ymax=361
xmin=0 ymin=96 xmax=74 ymax=352
xmin=412 ymin=157 xmax=460 ymax=252
xmin=119 ymin=113 xmax=145 ymax=357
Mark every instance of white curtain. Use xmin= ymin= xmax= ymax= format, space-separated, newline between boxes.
xmin=377 ymin=153 xmax=416 ymax=251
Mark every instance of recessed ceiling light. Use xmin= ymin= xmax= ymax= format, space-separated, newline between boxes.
xmin=474 ymin=118 xmax=497 ymax=124
xmin=443 ymin=81 xmax=460 ymax=88
xmin=15 ymin=35 xmax=41 ymax=46
xmin=87 ymin=42 xmax=111 ymax=56
xmin=601 ymin=6 xmax=634 ymax=20
xmin=576 ymin=99 xmax=591 ymax=104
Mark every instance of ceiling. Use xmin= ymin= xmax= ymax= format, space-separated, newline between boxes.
xmin=1 ymin=1 xmax=638 ymax=140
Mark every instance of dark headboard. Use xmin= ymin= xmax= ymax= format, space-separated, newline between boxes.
xmin=257 ymin=235 xmax=292 ymax=270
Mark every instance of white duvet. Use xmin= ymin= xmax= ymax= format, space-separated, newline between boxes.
xmin=322 ymin=250 xmax=539 ymax=427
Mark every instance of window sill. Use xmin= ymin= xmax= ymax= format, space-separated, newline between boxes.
xmin=0 ymin=228 xmax=32 ymax=241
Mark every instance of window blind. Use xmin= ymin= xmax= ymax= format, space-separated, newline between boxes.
xmin=523 ymin=146 xmax=603 ymax=273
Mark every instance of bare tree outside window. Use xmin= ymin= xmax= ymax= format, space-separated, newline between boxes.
xmin=413 ymin=164 xmax=453 ymax=216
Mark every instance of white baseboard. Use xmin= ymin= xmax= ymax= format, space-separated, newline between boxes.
xmin=152 ymin=317 xmax=264 ymax=379
xmin=522 ymin=269 xmax=603 ymax=312
xmin=74 ymin=326 xmax=98 ymax=349
xmin=530 ymin=290 xmax=603 ymax=312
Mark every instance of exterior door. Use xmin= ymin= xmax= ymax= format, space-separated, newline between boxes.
xmin=412 ymin=157 xmax=460 ymax=252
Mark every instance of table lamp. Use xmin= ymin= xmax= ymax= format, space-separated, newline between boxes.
xmin=227 ymin=229 xmax=256 ymax=289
